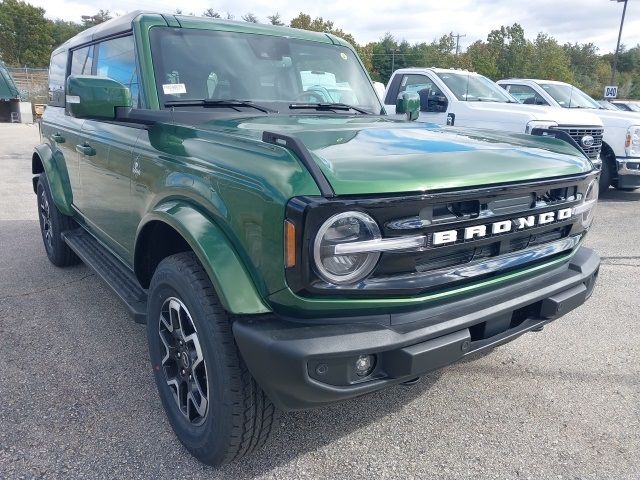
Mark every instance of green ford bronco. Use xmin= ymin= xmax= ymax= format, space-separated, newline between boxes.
xmin=34 ymin=12 xmax=600 ymax=466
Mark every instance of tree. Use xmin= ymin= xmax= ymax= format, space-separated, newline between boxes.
xmin=81 ymin=9 xmax=111 ymax=28
xmin=0 ymin=0 xmax=53 ymax=67
xmin=50 ymin=19 xmax=83 ymax=47
xmin=527 ymin=33 xmax=574 ymax=82
xmin=241 ymin=13 xmax=259 ymax=23
xmin=267 ymin=13 xmax=284 ymax=26
xmin=289 ymin=13 xmax=357 ymax=46
xmin=203 ymin=8 xmax=220 ymax=18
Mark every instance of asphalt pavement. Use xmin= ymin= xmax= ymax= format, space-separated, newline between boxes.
xmin=0 ymin=123 xmax=638 ymax=479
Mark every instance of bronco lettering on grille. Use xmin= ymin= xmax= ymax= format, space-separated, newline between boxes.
xmin=432 ymin=208 xmax=572 ymax=246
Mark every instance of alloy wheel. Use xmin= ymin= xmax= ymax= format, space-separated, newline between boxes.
xmin=158 ymin=297 xmax=209 ymax=425
xmin=39 ymin=190 xmax=53 ymax=250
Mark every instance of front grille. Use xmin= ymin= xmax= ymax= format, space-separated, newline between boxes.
xmin=286 ymin=174 xmax=596 ymax=297
xmin=552 ymin=126 xmax=603 ymax=160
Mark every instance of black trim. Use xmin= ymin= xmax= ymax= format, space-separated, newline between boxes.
xmin=531 ymin=127 xmax=588 ymax=159
xmin=234 ymin=246 xmax=600 ymax=410
xmin=262 ymin=131 xmax=335 ymax=198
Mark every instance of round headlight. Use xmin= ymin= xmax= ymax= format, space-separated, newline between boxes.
xmin=313 ymin=212 xmax=381 ymax=285
xmin=581 ymin=179 xmax=598 ymax=228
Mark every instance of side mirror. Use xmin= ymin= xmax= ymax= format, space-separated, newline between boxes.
xmin=66 ymin=75 xmax=132 ymax=120
xmin=396 ymin=92 xmax=420 ymax=121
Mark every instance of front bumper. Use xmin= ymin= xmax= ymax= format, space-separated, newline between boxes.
xmin=233 ymin=247 xmax=600 ymax=411
xmin=616 ymin=157 xmax=640 ymax=188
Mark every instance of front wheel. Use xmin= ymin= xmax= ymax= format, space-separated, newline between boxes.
xmin=36 ymin=174 xmax=79 ymax=267
xmin=147 ymin=252 xmax=275 ymax=466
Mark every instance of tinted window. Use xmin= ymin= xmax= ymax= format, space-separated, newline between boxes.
xmin=504 ymin=84 xmax=548 ymax=105
xmin=96 ymin=36 xmax=140 ymax=105
xmin=71 ymin=45 xmax=95 ymax=76
xmin=399 ymin=74 xmax=447 ymax=112
xmin=48 ymin=51 xmax=67 ymax=107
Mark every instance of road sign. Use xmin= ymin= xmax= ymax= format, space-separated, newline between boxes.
xmin=604 ymin=86 xmax=618 ymax=98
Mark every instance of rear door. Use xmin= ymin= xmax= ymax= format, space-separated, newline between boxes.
xmin=75 ymin=35 xmax=142 ymax=263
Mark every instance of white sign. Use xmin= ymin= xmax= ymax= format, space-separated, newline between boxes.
xmin=604 ymin=86 xmax=618 ymax=98
xmin=162 ymin=83 xmax=187 ymax=95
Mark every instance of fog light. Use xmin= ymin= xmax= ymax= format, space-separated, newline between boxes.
xmin=355 ymin=354 xmax=376 ymax=377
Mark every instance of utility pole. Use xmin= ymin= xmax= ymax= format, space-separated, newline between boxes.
xmin=453 ymin=33 xmax=466 ymax=56
xmin=610 ymin=0 xmax=628 ymax=86
xmin=391 ymin=48 xmax=396 ymax=73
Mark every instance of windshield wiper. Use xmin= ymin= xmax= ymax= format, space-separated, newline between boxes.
xmin=164 ymin=99 xmax=277 ymax=113
xmin=289 ymin=102 xmax=370 ymax=114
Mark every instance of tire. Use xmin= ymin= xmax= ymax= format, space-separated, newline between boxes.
xmin=598 ymin=158 xmax=612 ymax=194
xmin=147 ymin=252 xmax=276 ymax=466
xmin=611 ymin=180 xmax=637 ymax=192
xmin=36 ymin=174 xmax=80 ymax=267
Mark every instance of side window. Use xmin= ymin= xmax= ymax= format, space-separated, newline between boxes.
xmin=71 ymin=45 xmax=95 ymax=76
xmin=48 ymin=51 xmax=67 ymax=107
xmin=505 ymin=84 xmax=548 ymax=106
xmin=95 ymin=36 xmax=140 ymax=106
xmin=399 ymin=74 xmax=447 ymax=113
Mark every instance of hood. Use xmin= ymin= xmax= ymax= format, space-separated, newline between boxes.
xmin=464 ymin=101 xmax=604 ymax=127
xmin=196 ymin=115 xmax=593 ymax=196
xmin=590 ymin=108 xmax=640 ymax=128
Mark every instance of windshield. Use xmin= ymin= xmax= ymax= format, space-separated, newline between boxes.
xmin=436 ymin=72 xmax=515 ymax=103
xmin=539 ymin=83 xmax=600 ymax=109
xmin=625 ymin=103 xmax=640 ymax=112
xmin=597 ymin=101 xmax=621 ymax=111
xmin=149 ymin=27 xmax=382 ymax=113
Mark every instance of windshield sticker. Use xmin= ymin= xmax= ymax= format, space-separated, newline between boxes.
xmin=162 ymin=83 xmax=187 ymax=95
xmin=340 ymin=52 xmax=348 ymax=60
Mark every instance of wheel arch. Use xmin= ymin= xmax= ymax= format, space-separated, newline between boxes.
xmin=134 ymin=201 xmax=270 ymax=315
xmin=32 ymin=144 xmax=74 ymax=215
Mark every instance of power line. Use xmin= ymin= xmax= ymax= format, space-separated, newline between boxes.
xmin=453 ymin=33 xmax=466 ymax=55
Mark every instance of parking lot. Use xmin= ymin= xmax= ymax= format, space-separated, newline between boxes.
xmin=0 ymin=123 xmax=638 ymax=479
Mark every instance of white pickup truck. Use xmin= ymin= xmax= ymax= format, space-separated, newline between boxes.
xmin=384 ymin=67 xmax=604 ymax=169
xmin=496 ymin=79 xmax=640 ymax=193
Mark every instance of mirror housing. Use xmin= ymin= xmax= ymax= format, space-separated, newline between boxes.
xmin=66 ymin=75 xmax=132 ymax=120
xmin=396 ymin=92 xmax=420 ymax=121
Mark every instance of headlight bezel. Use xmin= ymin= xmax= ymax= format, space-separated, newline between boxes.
xmin=625 ymin=125 xmax=640 ymax=157
xmin=312 ymin=211 xmax=382 ymax=285
xmin=525 ymin=120 xmax=558 ymax=134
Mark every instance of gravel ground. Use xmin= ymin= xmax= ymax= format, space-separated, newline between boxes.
xmin=0 ymin=123 xmax=638 ymax=479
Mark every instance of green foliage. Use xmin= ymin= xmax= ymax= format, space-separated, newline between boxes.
xmin=1 ymin=3 xmax=638 ymax=99
xmin=241 ymin=13 xmax=259 ymax=23
xmin=267 ymin=13 xmax=284 ymax=26
xmin=0 ymin=0 xmax=53 ymax=67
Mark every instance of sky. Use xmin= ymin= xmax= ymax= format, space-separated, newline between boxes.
xmin=29 ymin=0 xmax=640 ymax=54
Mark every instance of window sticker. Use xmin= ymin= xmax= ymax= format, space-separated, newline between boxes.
xmin=66 ymin=95 xmax=81 ymax=104
xmin=162 ymin=83 xmax=187 ymax=95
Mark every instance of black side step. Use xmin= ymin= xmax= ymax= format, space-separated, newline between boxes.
xmin=62 ymin=229 xmax=147 ymax=324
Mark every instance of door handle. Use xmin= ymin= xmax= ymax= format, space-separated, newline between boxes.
xmin=52 ymin=133 xmax=65 ymax=144
xmin=76 ymin=143 xmax=96 ymax=156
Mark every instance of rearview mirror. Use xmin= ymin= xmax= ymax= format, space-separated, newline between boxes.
xmin=66 ymin=75 xmax=132 ymax=120
xmin=396 ymin=92 xmax=420 ymax=121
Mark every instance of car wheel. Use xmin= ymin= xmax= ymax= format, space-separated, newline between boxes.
xmin=611 ymin=180 xmax=637 ymax=192
xmin=147 ymin=252 xmax=276 ymax=466
xmin=36 ymin=174 xmax=80 ymax=267
xmin=598 ymin=158 xmax=612 ymax=194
